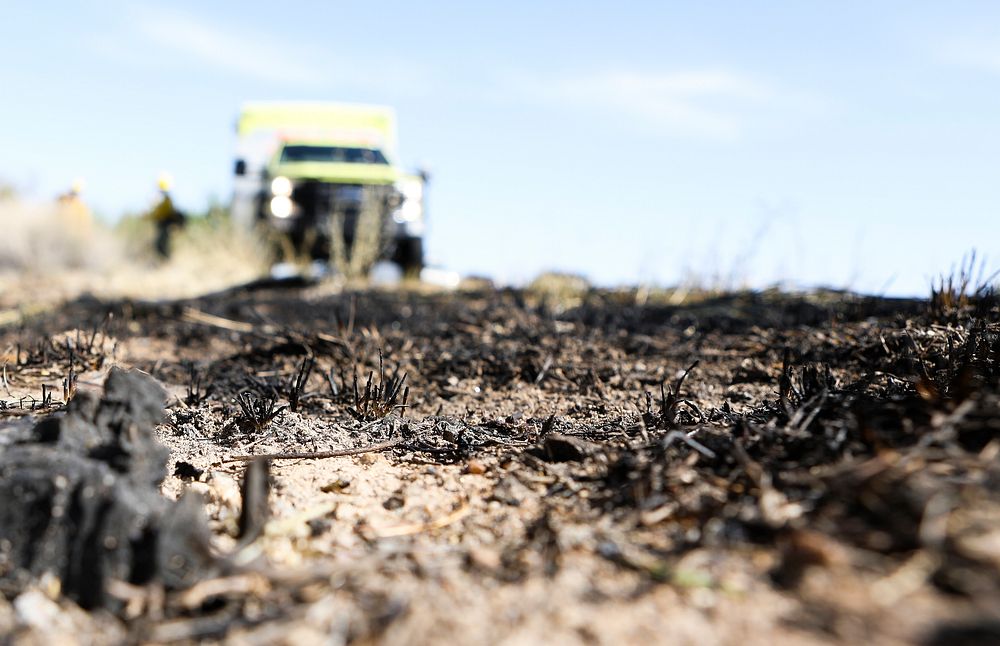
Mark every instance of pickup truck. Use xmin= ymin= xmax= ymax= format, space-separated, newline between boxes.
xmin=231 ymin=102 xmax=425 ymax=276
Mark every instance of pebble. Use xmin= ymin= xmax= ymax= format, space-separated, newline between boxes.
xmin=14 ymin=590 xmax=60 ymax=627
xmin=206 ymin=472 xmax=241 ymax=509
xmin=320 ymin=478 xmax=351 ymax=494
xmin=467 ymin=546 xmax=501 ymax=570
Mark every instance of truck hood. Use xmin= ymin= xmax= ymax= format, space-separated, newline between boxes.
xmin=271 ymin=162 xmax=399 ymax=185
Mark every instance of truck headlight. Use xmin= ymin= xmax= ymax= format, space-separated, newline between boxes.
xmin=270 ymin=195 xmax=294 ymax=219
xmin=393 ymin=176 xmax=423 ymax=223
xmin=270 ymin=176 xmax=293 ymax=197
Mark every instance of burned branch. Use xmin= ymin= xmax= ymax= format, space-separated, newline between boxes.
xmin=286 ymin=355 xmax=314 ymax=413
xmin=185 ymin=363 xmax=211 ymax=406
xmin=62 ymin=358 xmax=77 ymax=403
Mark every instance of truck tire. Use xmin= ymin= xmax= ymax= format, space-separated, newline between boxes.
xmin=394 ymin=237 xmax=424 ymax=279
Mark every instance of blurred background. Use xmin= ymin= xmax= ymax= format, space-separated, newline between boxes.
xmin=1 ymin=1 xmax=999 ymax=296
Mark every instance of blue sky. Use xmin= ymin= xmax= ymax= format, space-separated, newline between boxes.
xmin=2 ymin=2 xmax=999 ymax=294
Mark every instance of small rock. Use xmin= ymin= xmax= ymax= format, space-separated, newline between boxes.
xmin=187 ymin=481 xmax=212 ymax=498
xmin=383 ymin=492 xmax=405 ymax=510
xmin=529 ymin=433 xmax=599 ymax=463
xmin=14 ymin=589 xmax=71 ymax=634
xmin=467 ymin=546 xmax=501 ymax=571
xmin=320 ymin=478 xmax=351 ymax=494
xmin=174 ymin=461 xmax=203 ymax=481
xmin=956 ymin=528 xmax=1000 ymax=566
xmin=308 ymin=517 xmax=332 ymax=537
xmin=771 ymin=529 xmax=846 ymax=589
xmin=466 ymin=459 xmax=487 ymax=475
xmin=206 ymin=472 xmax=242 ymax=510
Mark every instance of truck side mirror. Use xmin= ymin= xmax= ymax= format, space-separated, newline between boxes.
xmin=234 ymin=159 xmax=247 ymax=176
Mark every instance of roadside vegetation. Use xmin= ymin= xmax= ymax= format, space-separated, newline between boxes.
xmin=0 ymin=190 xmax=267 ymax=306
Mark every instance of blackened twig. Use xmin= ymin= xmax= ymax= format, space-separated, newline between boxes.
xmin=287 ymin=356 xmax=314 ymax=412
xmin=223 ymin=429 xmax=400 ymax=463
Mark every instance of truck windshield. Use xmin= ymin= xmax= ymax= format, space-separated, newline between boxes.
xmin=279 ymin=145 xmax=389 ymax=165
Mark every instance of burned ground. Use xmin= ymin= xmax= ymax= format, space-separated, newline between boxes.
xmin=1 ymin=284 xmax=999 ymax=644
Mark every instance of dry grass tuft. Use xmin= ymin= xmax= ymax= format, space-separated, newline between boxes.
xmin=526 ymin=272 xmax=591 ymax=312
xmin=0 ymin=197 xmax=269 ymax=307
xmin=931 ymin=250 xmax=999 ymax=318
xmin=0 ymin=197 xmax=124 ymax=275
xmin=129 ymin=215 xmax=270 ymax=298
xmin=330 ymin=187 xmax=387 ymax=280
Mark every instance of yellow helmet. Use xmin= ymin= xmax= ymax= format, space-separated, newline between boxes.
xmin=157 ymin=172 xmax=174 ymax=192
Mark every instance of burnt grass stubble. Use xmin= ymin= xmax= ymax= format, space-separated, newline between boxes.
xmin=1 ymin=283 xmax=1000 ymax=642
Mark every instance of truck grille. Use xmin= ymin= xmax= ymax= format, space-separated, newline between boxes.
xmin=290 ymin=182 xmax=394 ymax=235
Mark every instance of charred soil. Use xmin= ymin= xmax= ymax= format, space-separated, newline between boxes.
xmin=2 ymin=284 xmax=999 ymax=645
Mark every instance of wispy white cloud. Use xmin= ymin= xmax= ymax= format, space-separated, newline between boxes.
xmin=509 ymin=68 xmax=814 ymax=140
xmin=130 ymin=5 xmax=324 ymax=86
xmin=119 ymin=3 xmax=437 ymax=95
xmin=936 ymin=37 xmax=1000 ymax=74
xmin=557 ymin=70 xmax=770 ymax=139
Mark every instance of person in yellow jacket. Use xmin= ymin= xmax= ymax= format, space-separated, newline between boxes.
xmin=148 ymin=173 xmax=186 ymax=258
xmin=56 ymin=178 xmax=93 ymax=240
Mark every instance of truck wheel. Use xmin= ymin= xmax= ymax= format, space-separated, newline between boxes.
xmin=395 ymin=237 xmax=424 ymax=279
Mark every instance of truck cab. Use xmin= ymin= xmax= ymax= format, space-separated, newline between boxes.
xmin=231 ymin=103 xmax=425 ymax=276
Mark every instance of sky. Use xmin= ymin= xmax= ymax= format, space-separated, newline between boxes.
xmin=1 ymin=1 xmax=999 ymax=295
